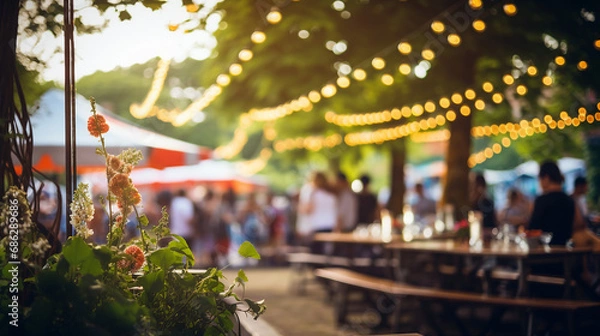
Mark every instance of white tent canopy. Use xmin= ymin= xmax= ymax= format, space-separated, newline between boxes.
xmin=26 ymin=89 xmax=210 ymax=171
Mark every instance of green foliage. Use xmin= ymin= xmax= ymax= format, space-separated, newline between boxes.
xmin=238 ymin=241 xmax=260 ymax=260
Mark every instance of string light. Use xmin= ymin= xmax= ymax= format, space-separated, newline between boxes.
xmin=229 ymin=63 xmax=243 ymax=76
xmin=542 ymin=76 xmax=553 ymax=86
xmin=422 ymin=49 xmax=435 ymax=60
xmin=526 ymin=66 xmax=537 ymax=76
xmin=554 ymin=56 xmax=566 ymax=66
xmin=451 ymin=93 xmax=463 ymax=104
xmin=321 ymin=84 xmax=337 ymax=98
xmin=431 ymin=21 xmax=445 ymax=34
xmin=397 ymin=42 xmax=412 ymax=55
xmin=472 ymin=20 xmax=486 ymax=32
xmin=482 ymin=82 xmax=494 ymax=93
xmin=469 ymin=111 xmax=598 ymax=167
xmin=266 ymin=8 xmax=282 ymax=24
xmin=516 ymin=85 xmax=527 ymax=95
xmin=469 ymin=0 xmax=483 ymax=10
xmin=274 ymin=134 xmax=342 ymax=152
xmin=238 ymin=49 xmax=254 ymax=62
xmin=502 ymin=74 xmax=514 ymax=85
xmin=577 ymin=61 xmax=588 ymax=71
xmin=216 ymin=74 xmax=231 ymax=86
xmin=353 ymin=68 xmax=367 ymax=81
xmin=251 ymin=31 xmax=266 ymax=44
xmin=372 ymin=57 xmax=386 ymax=70
xmin=129 ymin=58 xmax=171 ymax=119
xmin=447 ymin=34 xmax=461 ymax=46
xmin=399 ymin=64 xmax=411 ymax=75
xmin=503 ymin=4 xmax=517 ymax=16
xmin=336 ymin=76 xmax=351 ymax=88
xmin=381 ymin=74 xmax=394 ymax=85
xmin=236 ymin=149 xmax=272 ymax=176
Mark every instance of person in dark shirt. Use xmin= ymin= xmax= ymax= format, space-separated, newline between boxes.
xmin=470 ymin=173 xmax=496 ymax=229
xmin=528 ymin=160 xmax=574 ymax=246
xmin=356 ymin=174 xmax=380 ymax=224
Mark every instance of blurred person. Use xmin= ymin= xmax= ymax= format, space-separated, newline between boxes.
xmin=356 ymin=174 xmax=380 ymax=224
xmin=264 ymin=191 xmax=287 ymax=246
xmin=169 ymin=189 xmax=196 ymax=248
xmin=285 ymin=191 xmax=299 ymax=245
xmin=215 ymin=188 xmax=236 ymax=266
xmin=88 ymin=194 xmax=108 ymax=244
xmin=298 ymin=171 xmax=338 ymax=254
xmin=497 ymin=188 xmax=531 ymax=229
xmin=528 ymin=161 xmax=600 ymax=288
xmin=298 ymin=171 xmax=338 ymax=234
xmin=238 ymin=192 xmax=268 ymax=246
xmin=335 ymin=171 xmax=358 ymax=232
xmin=296 ymin=175 xmax=315 ymax=244
xmin=572 ymin=176 xmax=591 ymax=225
xmin=470 ymin=173 xmax=496 ymax=229
xmin=528 ymin=161 xmax=575 ymax=246
xmin=411 ymin=182 xmax=437 ymax=223
xmin=194 ymin=188 xmax=217 ymax=266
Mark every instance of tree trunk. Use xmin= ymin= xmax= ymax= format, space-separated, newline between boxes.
xmin=386 ymin=139 xmax=406 ymax=217
xmin=442 ymin=113 xmax=472 ymax=221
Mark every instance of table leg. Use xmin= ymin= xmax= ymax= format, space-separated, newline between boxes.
xmin=393 ymin=250 xmax=405 ymax=282
xmin=563 ymin=256 xmax=573 ymax=299
xmin=516 ymin=259 xmax=530 ymax=297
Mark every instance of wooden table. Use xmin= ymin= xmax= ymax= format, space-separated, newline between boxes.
xmin=385 ymin=240 xmax=592 ymax=298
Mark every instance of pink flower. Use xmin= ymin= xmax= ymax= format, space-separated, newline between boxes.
xmin=118 ymin=245 xmax=145 ymax=272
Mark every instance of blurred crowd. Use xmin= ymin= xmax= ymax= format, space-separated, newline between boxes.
xmin=33 ymin=160 xmax=600 ymax=271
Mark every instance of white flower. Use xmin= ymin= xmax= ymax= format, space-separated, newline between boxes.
xmin=70 ymin=183 xmax=95 ymax=239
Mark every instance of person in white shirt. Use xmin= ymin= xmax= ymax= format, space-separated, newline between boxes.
xmin=299 ymin=171 xmax=338 ymax=233
xmin=169 ymin=189 xmax=196 ymax=247
xmin=298 ymin=171 xmax=338 ymax=254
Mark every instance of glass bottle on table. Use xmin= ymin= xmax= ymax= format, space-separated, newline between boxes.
xmin=468 ymin=210 xmax=483 ymax=247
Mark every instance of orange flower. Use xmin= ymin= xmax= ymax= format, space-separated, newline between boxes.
xmin=87 ymin=114 xmax=109 ymax=137
xmin=108 ymin=155 xmax=122 ymax=172
xmin=118 ymin=245 xmax=145 ymax=272
xmin=109 ymin=173 xmax=131 ymax=197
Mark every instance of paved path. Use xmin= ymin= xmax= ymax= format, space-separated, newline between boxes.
xmin=223 ymin=267 xmax=343 ymax=336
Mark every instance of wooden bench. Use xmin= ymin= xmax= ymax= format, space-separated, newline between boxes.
xmin=315 ymin=267 xmax=600 ymax=336
xmin=286 ymin=252 xmax=353 ymax=294
xmin=286 ymin=252 xmax=396 ymax=294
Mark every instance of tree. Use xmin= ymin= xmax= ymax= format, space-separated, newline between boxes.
xmin=199 ymin=0 xmax=600 ymax=218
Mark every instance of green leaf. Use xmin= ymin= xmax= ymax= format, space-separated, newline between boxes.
xmin=244 ymin=298 xmax=267 ymax=319
xmin=119 ymin=10 xmax=132 ymax=21
xmin=93 ymin=245 xmax=113 ymax=269
xmin=147 ymin=248 xmax=181 ymax=270
xmin=62 ymin=236 xmax=103 ymax=276
xmin=238 ymin=241 xmax=261 ymax=260
xmin=237 ymin=269 xmax=248 ymax=282
xmin=138 ymin=214 xmax=149 ymax=227
xmin=168 ymin=234 xmax=195 ymax=267
xmin=137 ymin=270 xmax=164 ymax=298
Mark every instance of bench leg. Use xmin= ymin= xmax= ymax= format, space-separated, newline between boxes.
xmin=289 ymin=262 xmax=308 ymax=295
xmin=567 ymin=311 xmax=575 ymax=336
xmin=526 ymin=311 xmax=534 ymax=336
xmin=419 ymin=300 xmax=449 ymax=336
xmin=478 ymin=307 xmax=506 ymax=336
xmin=333 ymin=283 xmax=349 ymax=327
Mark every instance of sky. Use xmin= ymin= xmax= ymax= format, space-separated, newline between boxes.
xmin=20 ymin=1 xmax=220 ymax=84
